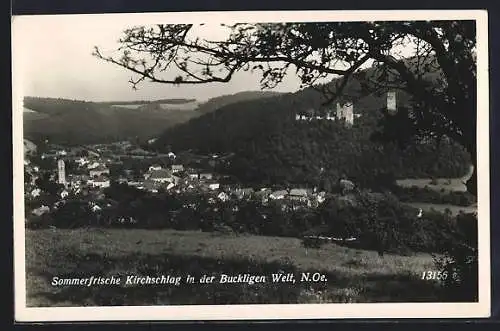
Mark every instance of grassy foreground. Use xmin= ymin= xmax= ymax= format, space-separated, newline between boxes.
xmin=25 ymin=228 xmax=445 ymax=306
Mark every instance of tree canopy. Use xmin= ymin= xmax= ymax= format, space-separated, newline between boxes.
xmin=94 ymin=20 xmax=477 ymax=194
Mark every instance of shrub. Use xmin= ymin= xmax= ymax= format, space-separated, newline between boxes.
xmin=25 ymin=214 xmax=53 ymax=229
xmin=434 ymin=212 xmax=478 ymax=301
xmin=317 ymin=190 xmax=460 ymax=254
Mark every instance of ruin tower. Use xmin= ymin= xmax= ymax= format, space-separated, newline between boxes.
xmin=387 ymin=91 xmax=397 ymax=115
xmin=336 ymin=102 xmax=354 ymax=126
xmin=57 ymin=159 xmax=66 ymax=187
xmin=344 ymin=102 xmax=354 ymax=125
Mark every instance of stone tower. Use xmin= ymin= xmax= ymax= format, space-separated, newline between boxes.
xmin=57 ymin=159 xmax=66 ymax=187
xmin=336 ymin=102 xmax=354 ymax=126
xmin=387 ymin=91 xmax=397 ymax=115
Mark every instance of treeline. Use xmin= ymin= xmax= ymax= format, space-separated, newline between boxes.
xmin=152 ymin=86 xmax=471 ymax=189
xmin=27 ymin=183 xmax=475 ymax=256
xmin=98 ymin=98 xmax=197 ymax=105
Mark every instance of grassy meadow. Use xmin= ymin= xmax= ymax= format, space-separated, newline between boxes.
xmin=25 ymin=228 xmax=446 ymax=307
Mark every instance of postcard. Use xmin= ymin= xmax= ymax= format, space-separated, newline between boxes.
xmin=12 ymin=9 xmax=490 ymax=321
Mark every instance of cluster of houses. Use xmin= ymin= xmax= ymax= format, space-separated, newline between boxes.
xmin=25 ymin=140 xmax=334 ymax=220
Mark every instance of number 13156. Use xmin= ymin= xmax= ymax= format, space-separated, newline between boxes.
xmin=421 ymin=271 xmax=448 ymax=280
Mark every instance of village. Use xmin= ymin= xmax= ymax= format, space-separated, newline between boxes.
xmin=24 ymin=138 xmax=333 ymax=223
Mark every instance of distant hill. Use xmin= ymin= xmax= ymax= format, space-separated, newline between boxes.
xmin=98 ymin=98 xmax=196 ymax=105
xmin=195 ymin=91 xmax=284 ymax=114
xmin=23 ymin=97 xmax=200 ymax=146
xmin=22 ymin=92 xmax=283 ymax=146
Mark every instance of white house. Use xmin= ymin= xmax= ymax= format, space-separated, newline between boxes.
xmin=171 ymin=164 xmax=184 ymax=174
xmin=30 ymin=188 xmax=41 ymax=198
xmin=87 ymin=162 xmax=101 ymax=170
xmin=148 ymin=169 xmax=174 ymax=183
xmin=60 ymin=189 xmax=70 ymax=199
xmin=148 ymin=164 xmax=162 ymax=172
xmin=88 ymin=175 xmax=110 ymax=188
xmin=32 ymin=205 xmax=50 ymax=216
xmin=217 ymin=191 xmax=230 ymax=202
xmin=75 ymin=157 xmax=89 ymax=167
xmin=316 ymin=192 xmax=327 ymax=204
xmin=89 ymin=165 xmax=110 ymax=178
xmin=166 ymin=182 xmax=176 ymax=190
xmin=288 ymin=188 xmax=310 ymax=202
xmin=270 ymin=190 xmax=288 ymax=200
xmin=208 ymin=183 xmax=220 ymax=191
xmin=200 ymin=173 xmax=213 ymax=180
xmin=188 ymin=173 xmax=199 ymax=180
xmin=91 ymin=204 xmax=102 ymax=212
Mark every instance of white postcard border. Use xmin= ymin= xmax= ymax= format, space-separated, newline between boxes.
xmin=12 ymin=9 xmax=491 ymax=322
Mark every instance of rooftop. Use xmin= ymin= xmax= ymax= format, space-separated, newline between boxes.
xmin=149 ymin=169 xmax=173 ymax=179
xmin=93 ymin=175 xmax=109 ymax=182
xmin=271 ymin=190 xmax=288 ymax=197
xmin=90 ymin=165 xmax=109 ymax=172
xmin=289 ymin=188 xmax=310 ymax=196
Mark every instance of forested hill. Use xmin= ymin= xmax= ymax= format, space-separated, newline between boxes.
xmin=23 ymin=97 xmax=200 ymax=146
xmin=195 ymin=91 xmax=284 ymax=114
xmin=152 ymin=81 xmax=471 ymax=189
xmin=22 ymin=92 xmax=284 ymax=146
xmin=98 ymin=98 xmax=196 ymax=105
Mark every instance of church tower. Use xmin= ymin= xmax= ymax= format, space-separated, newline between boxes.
xmin=57 ymin=159 xmax=66 ymax=187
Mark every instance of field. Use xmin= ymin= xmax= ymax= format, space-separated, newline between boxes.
xmin=404 ymin=202 xmax=477 ymax=216
xmin=396 ymin=165 xmax=477 ymax=215
xmin=395 ymin=165 xmax=474 ymax=193
xmin=25 ymin=228 xmax=446 ymax=307
xmin=395 ymin=178 xmax=467 ymax=192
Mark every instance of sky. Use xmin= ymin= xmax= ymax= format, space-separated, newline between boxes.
xmin=12 ymin=15 xmax=305 ymax=103
xmin=13 ymin=11 xmax=480 ymax=103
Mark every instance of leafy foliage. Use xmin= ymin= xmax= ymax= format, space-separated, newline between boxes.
xmin=27 ymin=184 xmax=469 ymax=256
xmin=433 ymin=212 xmax=478 ymax=301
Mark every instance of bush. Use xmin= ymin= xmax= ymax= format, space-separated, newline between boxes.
xmin=25 ymin=214 xmax=53 ymax=229
xmin=434 ymin=212 xmax=478 ymax=301
xmin=317 ymin=190 xmax=461 ymax=254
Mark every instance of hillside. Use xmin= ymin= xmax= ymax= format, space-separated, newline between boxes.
xmin=98 ymin=98 xmax=196 ymax=105
xmin=23 ymin=92 xmax=283 ymax=146
xmin=23 ymin=97 xmax=201 ymax=146
xmin=152 ymin=77 xmax=471 ymax=188
xmin=195 ymin=91 xmax=284 ymax=114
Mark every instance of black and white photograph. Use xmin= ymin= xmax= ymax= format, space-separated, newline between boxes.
xmin=13 ymin=10 xmax=490 ymax=321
